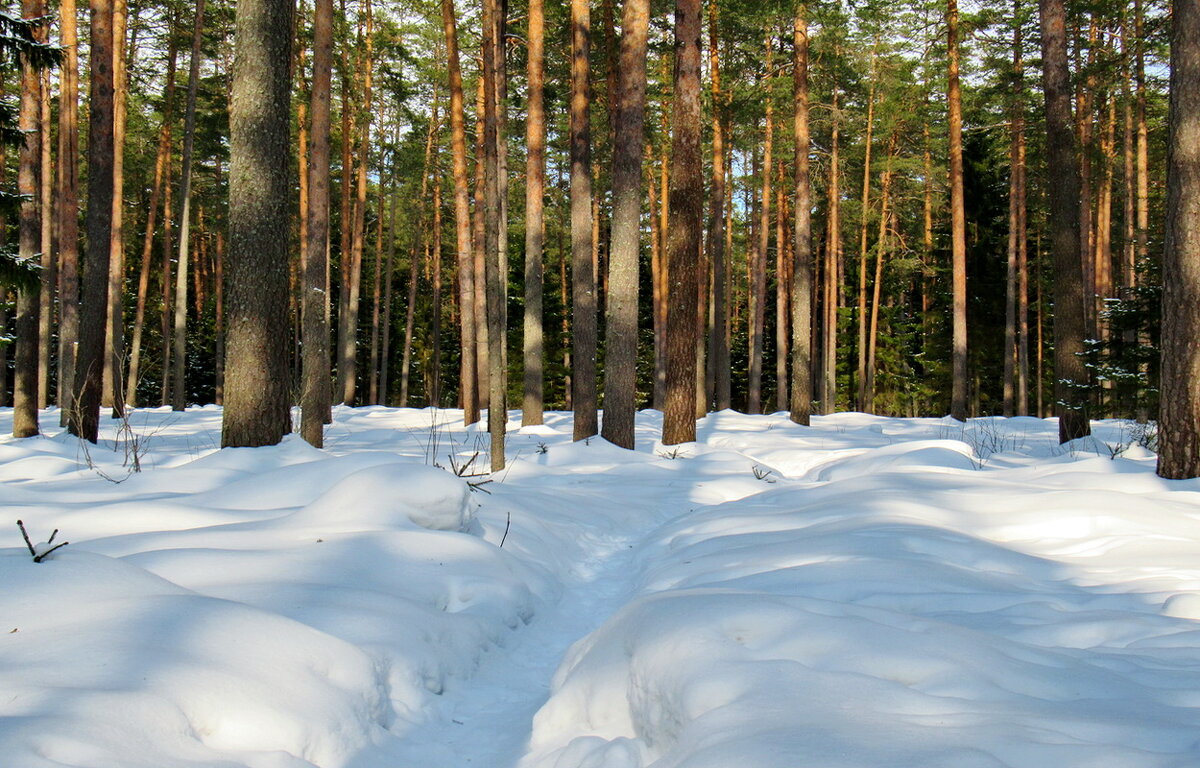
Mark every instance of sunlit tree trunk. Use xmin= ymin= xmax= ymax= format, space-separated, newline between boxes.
xmin=56 ymin=0 xmax=79 ymax=423
xmin=483 ymin=0 xmax=506 ymax=468
xmin=748 ymin=35 xmax=773 ymax=415
xmin=222 ymin=0 xmax=294 ymax=447
xmin=947 ymin=0 xmax=968 ymax=421
xmin=13 ymin=0 xmax=43 ymax=438
xmin=600 ymin=0 xmax=649 ymax=449
xmin=790 ymin=8 xmax=812 ymax=426
xmin=36 ymin=69 xmax=52 ymax=411
xmin=820 ymin=84 xmax=840 ymax=415
xmin=569 ymin=0 xmax=597 ymax=441
xmin=708 ymin=3 xmax=730 ymax=412
xmin=856 ymin=49 xmax=876 ymax=411
xmin=102 ymin=0 xmax=128 ymax=415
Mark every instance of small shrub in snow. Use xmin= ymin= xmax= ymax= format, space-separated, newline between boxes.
xmin=16 ymin=520 xmax=68 ymax=562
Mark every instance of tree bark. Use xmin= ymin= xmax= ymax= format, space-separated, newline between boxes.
xmin=790 ymin=8 xmax=812 ymax=426
xmin=300 ymin=0 xmax=332 ymax=444
xmin=13 ymin=0 xmax=42 ymax=438
xmin=947 ymin=0 xmax=968 ymax=421
xmin=856 ymin=49 xmax=876 ymax=411
xmin=172 ymin=0 xmax=205 ymax=411
xmin=71 ymin=0 xmax=115 ymax=442
xmin=102 ymin=0 xmax=128 ymax=415
xmin=36 ymin=69 xmax=52 ymax=411
xmin=1039 ymin=0 xmax=1091 ymax=442
xmin=520 ymin=0 xmax=545 ymax=427
xmin=56 ymin=0 xmax=80 ymax=423
xmin=569 ymin=0 xmax=597 ymax=441
xmin=600 ymin=0 xmax=649 ymax=449
xmin=442 ymin=0 xmax=477 ymax=424
xmin=483 ymin=0 xmax=506 ymax=468
xmin=1158 ymin=0 xmax=1200 ymax=478
xmin=708 ymin=3 xmax=730 ymax=412
xmin=748 ymin=36 xmax=773 ymax=415
xmin=1004 ymin=3 xmax=1023 ymax=417
xmin=821 ymin=84 xmax=840 ymax=415
xmin=662 ymin=0 xmax=702 ymax=446
xmin=222 ymin=0 xmax=294 ymax=447
xmin=126 ymin=32 xmax=178 ymax=407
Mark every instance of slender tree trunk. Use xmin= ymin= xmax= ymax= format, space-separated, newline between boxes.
xmin=790 ymin=8 xmax=812 ymax=426
xmin=367 ymin=167 xmax=383 ymax=405
xmin=748 ymin=36 xmax=773 ymax=415
xmin=1122 ymin=37 xmax=1136 ymax=291
xmin=172 ymin=0 xmax=205 ymax=411
xmin=127 ymin=36 xmax=178 ymax=407
xmin=56 ymin=0 xmax=80 ymax=423
xmin=222 ymin=0 xmax=294 ymax=447
xmin=1016 ymin=119 xmax=1029 ymax=416
xmin=13 ymin=0 xmax=43 ymax=437
xmin=600 ymin=0 xmax=649 ymax=449
xmin=1004 ymin=5 xmax=1023 ymax=417
xmin=521 ymin=0 xmax=544 ymax=427
xmin=36 ymin=69 xmax=53 ymax=411
xmin=775 ymin=160 xmax=788 ymax=413
xmin=159 ymin=163 xmax=173 ymax=405
xmin=570 ymin=0 xmax=597 ymax=441
xmin=662 ymin=0 xmax=702 ymax=445
xmin=708 ymin=3 xmax=730 ymax=412
xmin=214 ymin=231 xmax=224 ymax=403
xmin=821 ymin=84 xmax=840 ymax=414
xmin=379 ymin=168 xmax=398 ymax=404
xmin=856 ymin=51 xmax=876 ymax=411
xmin=1039 ymin=0 xmax=1091 ymax=442
xmin=947 ymin=0 xmax=968 ymax=421
xmin=652 ymin=147 xmax=668 ymax=410
xmin=1158 ymin=0 xmax=1200 ymax=478
xmin=1135 ymin=0 xmax=1149 ymax=271
xmin=442 ymin=0 xmax=477 ymax=424
xmin=103 ymin=0 xmax=128 ymax=415
xmin=431 ymin=148 xmax=443 ymax=406
xmin=865 ymin=133 xmax=896 ymax=411
xmin=71 ymin=0 xmax=115 ymax=441
xmin=472 ymin=76 xmax=489 ymax=407
xmin=483 ymin=0 xmax=507 ymax=468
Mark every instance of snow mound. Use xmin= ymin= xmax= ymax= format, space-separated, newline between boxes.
xmin=292 ymin=461 xmax=476 ymax=532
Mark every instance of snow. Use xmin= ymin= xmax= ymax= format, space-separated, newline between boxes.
xmin=2 ymin=406 xmax=1200 ymax=767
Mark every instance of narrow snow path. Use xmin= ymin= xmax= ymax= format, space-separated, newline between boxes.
xmin=374 ymin=487 xmax=673 ymax=768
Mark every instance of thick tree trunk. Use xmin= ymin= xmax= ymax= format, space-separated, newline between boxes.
xmin=790 ymin=8 xmax=812 ymax=426
xmin=947 ymin=0 xmax=968 ymax=421
xmin=71 ymin=0 xmax=115 ymax=442
xmin=1158 ymin=0 xmax=1200 ymax=478
xmin=442 ymin=0 xmax=477 ymax=424
xmin=569 ymin=0 xmax=597 ymax=441
xmin=483 ymin=0 xmax=506 ymax=468
xmin=521 ymin=0 xmax=544 ymax=427
xmin=13 ymin=0 xmax=42 ymax=438
xmin=600 ymin=0 xmax=649 ymax=449
xmin=56 ymin=0 xmax=80 ymax=423
xmin=662 ymin=0 xmax=702 ymax=446
xmin=1039 ymin=0 xmax=1091 ymax=442
xmin=222 ymin=0 xmax=294 ymax=447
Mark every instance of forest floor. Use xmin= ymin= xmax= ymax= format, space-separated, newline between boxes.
xmin=2 ymin=405 xmax=1200 ymax=768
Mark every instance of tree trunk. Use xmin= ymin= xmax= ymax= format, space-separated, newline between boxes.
xmin=821 ymin=84 xmax=840 ymax=415
xmin=379 ymin=167 xmax=398 ymax=404
xmin=662 ymin=0 xmax=701 ymax=446
xmin=856 ymin=50 xmax=876 ymax=411
xmin=36 ymin=69 xmax=53 ymax=411
xmin=442 ymin=0 xmax=477 ymax=424
xmin=56 ymin=0 xmax=80 ymax=423
xmin=222 ymin=0 xmax=294 ymax=447
xmin=748 ymin=36 xmax=773 ymax=415
xmin=1135 ymin=0 xmax=1149 ymax=271
xmin=341 ymin=0 xmax=373 ymax=407
xmin=172 ymin=0 xmax=205 ymax=411
xmin=368 ymin=169 xmax=384 ymax=405
xmin=865 ymin=132 xmax=896 ymax=411
xmin=13 ymin=0 xmax=42 ymax=438
xmin=103 ymin=0 xmax=128 ymax=415
xmin=775 ymin=160 xmax=788 ymax=413
xmin=472 ymin=76 xmax=489 ymax=407
xmin=947 ymin=0 xmax=968 ymax=421
xmin=520 ymin=0 xmax=544 ymax=427
xmin=569 ymin=0 xmax=597 ymax=441
xmin=600 ymin=0 xmax=649 ymax=449
xmin=431 ymin=147 xmax=443 ymax=406
xmin=1158 ymin=0 xmax=1200 ymax=478
xmin=483 ymin=0 xmax=506 ymax=468
xmin=71 ymin=0 xmax=115 ymax=442
xmin=126 ymin=34 xmax=178 ymax=407
xmin=1039 ymin=0 xmax=1091 ymax=442
xmin=790 ymin=8 xmax=812 ymax=426
xmin=708 ymin=3 xmax=730 ymax=412
xmin=1004 ymin=4 xmax=1022 ymax=417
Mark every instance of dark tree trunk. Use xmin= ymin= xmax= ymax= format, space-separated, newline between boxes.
xmin=483 ymin=0 xmax=506 ymax=469
xmin=599 ymin=0 xmax=649 ymax=449
xmin=71 ymin=0 xmax=115 ymax=442
xmin=570 ymin=0 xmax=597 ymax=441
xmin=221 ymin=0 xmax=294 ymax=447
xmin=1158 ymin=0 xmax=1200 ymax=478
xmin=662 ymin=0 xmax=702 ymax=446
xmin=13 ymin=0 xmax=42 ymax=438
xmin=1039 ymin=0 xmax=1091 ymax=442
xmin=173 ymin=0 xmax=205 ymax=411
xmin=707 ymin=3 xmax=730 ymax=412
xmin=301 ymin=0 xmax=332 ymax=446
xmin=56 ymin=0 xmax=79 ymax=423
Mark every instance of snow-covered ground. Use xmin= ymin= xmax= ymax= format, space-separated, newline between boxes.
xmin=2 ymin=405 xmax=1199 ymax=768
